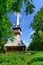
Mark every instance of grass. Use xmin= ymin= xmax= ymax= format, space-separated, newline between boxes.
xmin=0 ymin=52 xmax=30 ymax=65
xmin=0 ymin=51 xmax=43 ymax=65
xmin=27 ymin=51 xmax=43 ymax=65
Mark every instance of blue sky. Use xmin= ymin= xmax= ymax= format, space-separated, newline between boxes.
xmin=9 ymin=0 xmax=43 ymax=47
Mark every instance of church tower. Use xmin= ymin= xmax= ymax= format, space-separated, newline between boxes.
xmin=4 ymin=13 xmax=26 ymax=52
xmin=13 ymin=13 xmax=22 ymax=41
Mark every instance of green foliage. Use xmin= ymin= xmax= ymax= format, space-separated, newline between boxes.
xmin=11 ymin=0 xmax=35 ymax=14
xmin=0 ymin=0 xmax=35 ymax=16
xmin=28 ymin=7 xmax=43 ymax=51
xmin=30 ymin=7 xmax=43 ymax=31
xmin=0 ymin=15 xmax=14 ymax=53
xmin=11 ymin=0 xmax=23 ymax=12
xmin=0 ymin=53 xmax=29 ymax=65
xmin=27 ymin=51 xmax=43 ymax=65
xmin=27 ymin=31 xmax=43 ymax=51
xmin=0 ymin=0 xmax=15 ymax=53
xmin=24 ymin=0 xmax=35 ymax=15
xmin=0 ymin=52 xmax=43 ymax=65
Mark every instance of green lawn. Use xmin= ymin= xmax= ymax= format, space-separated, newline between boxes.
xmin=0 ymin=51 xmax=43 ymax=65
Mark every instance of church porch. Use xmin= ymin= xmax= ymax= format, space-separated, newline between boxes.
xmin=6 ymin=46 xmax=26 ymax=52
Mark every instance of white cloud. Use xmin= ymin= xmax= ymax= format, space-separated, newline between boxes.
xmin=26 ymin=43 xmax=29 ymax=47
xmin=23 ymin=40 xmax=25 ymax=43
xmin=21 ymin=32 xmax=22 ymax=34
xmin=23 ymin=39 xmax=32 ymax=47
xmin=14 ymin=24 xmax=15 ymax=25
xmin=30 ymin=31 xmax=35 ymax=35
xmin=26 ymin=39 xmax=32 ymax=47
xmin=23 ymin=41 xmax=29 ymax=47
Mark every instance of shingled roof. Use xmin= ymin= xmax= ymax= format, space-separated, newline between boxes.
xmin=4 ymin=39 xmax=26 ymax=47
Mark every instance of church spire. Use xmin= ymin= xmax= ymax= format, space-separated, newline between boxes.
xmin=13 ymin=13 xmax=22 ymax=34
xmin=16 ymin=13 xmax=20 ymax=26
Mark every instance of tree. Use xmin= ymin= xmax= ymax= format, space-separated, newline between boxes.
xmin=11 ymin=0 xmax=35 ymax=14
xmin=28 ymin=7 xmax=43 ymax=51
xmin=0 ymin=0 xmax=35 ymax=17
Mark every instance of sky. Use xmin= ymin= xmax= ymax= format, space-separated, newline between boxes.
xmin=8 ymin=0 xmax=43 ymax=47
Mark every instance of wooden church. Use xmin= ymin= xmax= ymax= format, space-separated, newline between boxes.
xmin=4 ymin=13 xmax=26 ymax=52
